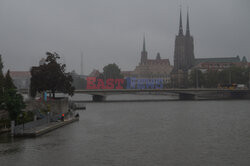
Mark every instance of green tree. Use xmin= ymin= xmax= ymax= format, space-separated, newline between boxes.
xmin=0 ymin=55 xmax=4 ymax=109
xmin=0 ymin=73 xmax=4 ymax=108
xmin=218 ymin=67 xmax=247 ymax=85
xmin=0 ymin=54 xmax=3 ymax=74
xmin=0 ymin=55 xmax=25 ymax=122
xmin=3 ymin=71 xmax=25 ymax=121
xmin=103 ymin=63 xmax=123 ymax=79
xmin=204 ymin=70 xmax=220 ymax=88
xmin=30 ymin=52 xmax=75 ymax=98
xmin=230 ymin=67 xmax=248 ymax=84
xmin=4 ymin=70 xmax=16 ymax=89
xmin=246 ymin=67 xmax=250 ymax=88
xmin=4 ymin=88 xmax=25 ymax=121
xmin=189 ymin=69 xmax=205 ymax=88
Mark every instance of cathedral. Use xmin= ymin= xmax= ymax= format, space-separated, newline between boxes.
xmin=122 ymin=9 xmax=194 ymax=88
xmin=122 ymin=36 xmax=173 ymax=87
xmin=171 ymin=9 xmax=195 ymax=88
xmin=121 ymin=8 xmax=249 ymax=88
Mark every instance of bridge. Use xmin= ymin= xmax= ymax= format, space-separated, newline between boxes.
xmin=19 ymin=88 xmax=250 ymax=101
xmin=75 ymin=89 xmax=250 ymax=101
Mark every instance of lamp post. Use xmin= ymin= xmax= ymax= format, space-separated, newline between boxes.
xmin=19 ymin=113 xmax=24 ymax=133
xmin=229 ymin=70 xmax=232 ymax=84
xmin=196 ymin=69 xmax=199 ymax=88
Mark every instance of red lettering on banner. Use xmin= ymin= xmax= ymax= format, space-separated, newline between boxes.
xmin=115 ymin=79 xmax=124 ymax=89
xmin=105 ymin=79 xmax=114 ymax=89
xmin=86 ymin=77 xmax=97 ymax=89
xmin=97 ymin=79 xmax=105 ymax=89
xmin=86 ymin=77 xmax=125 ymax=89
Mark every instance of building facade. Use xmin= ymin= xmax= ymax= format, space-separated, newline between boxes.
xmin=122 ymin=37 xmax=173 ymax=87
xmin=9 ymin=71 xmax=31 ymax=90
xmin=194 ymin=56 xmax=249 ymax=72
xmin=171 ymin=9 xmax=195 ymax=88
xmin=102 ymin=8 xmax=249 ymax=88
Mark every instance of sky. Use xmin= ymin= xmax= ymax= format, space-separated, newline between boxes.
xmin=0 ymin=0 xmax=249 ymax=75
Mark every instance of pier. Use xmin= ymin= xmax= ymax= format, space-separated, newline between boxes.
xmin=14 ymin=117 xmax=79 ymax=137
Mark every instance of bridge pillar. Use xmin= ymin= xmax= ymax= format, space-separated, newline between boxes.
xmin=179 ymin=93 xmax=196 ymax=100
xmin=92 ymin=95 xmax=106 ymax=102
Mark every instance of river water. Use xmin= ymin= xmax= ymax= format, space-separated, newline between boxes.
xmin=1 ymin=95 xmax=250 ymax=166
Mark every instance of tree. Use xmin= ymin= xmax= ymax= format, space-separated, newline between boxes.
xmin=229 ymin=67 xmax=248 ymax=84
xmin=0 ymin=54 xmax=3 ymax=74
xmin=0 ymin=73 xmax=4 ymax=108
xmin=103 ymin=63 xmax=123 ymax=79
xmin=0 ymin=55 xmax=25 ymax=122
xmin=218 ymin=67 xmax=247 ymax=85
xmin=189 ymin=69 xmax=205 ymax=88
xmin=4 ymin=88 xmax=25 ymax=121
xmin=2 ymin=68 xmax=25 ymax=121
xmin=0 ymin=55 xmax=4 ymax=109
xmin=30 ymin=52 xmax=75 ymax=98
xmin=204 ymin=70 xmax=220 ymax=88
xmin=4 ymin=70 xmax=16 ymax=89
xmin=189 ymin=66 xmax=250 ymax=88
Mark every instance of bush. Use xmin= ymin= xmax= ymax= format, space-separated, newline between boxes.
xmin=0 ymin=118 xmax=10 ymax=129
xmin=16 ymin=111 xmax=34 ymax=124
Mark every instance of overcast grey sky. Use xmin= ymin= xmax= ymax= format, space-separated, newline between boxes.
xmin=0 ymin=0 xmax=249 ymax=74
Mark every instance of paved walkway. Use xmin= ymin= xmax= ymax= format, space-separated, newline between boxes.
xmin=15 ymin=118 xmax=79 ymax=137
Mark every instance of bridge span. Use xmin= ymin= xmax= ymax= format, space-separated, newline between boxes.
xmin=19 ymin=88 xmax=250 ymax=101
xmin=74 ymin=89 xmax=250 ymax=101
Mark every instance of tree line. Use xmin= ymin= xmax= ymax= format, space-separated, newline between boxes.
xmin=189 ymin=66 xmax=250 ymax=88
xmin=30 ymin=52 xmax=75 ymax=98
xmin=0 ymin=55 xmax=26 ymax=126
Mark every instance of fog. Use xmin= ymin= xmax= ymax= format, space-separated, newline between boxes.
xmin=0 ymin=0 xmax=249 ymax=74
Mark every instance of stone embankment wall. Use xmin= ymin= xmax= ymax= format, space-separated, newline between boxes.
xmin=25 ymin=98 xmax=69 ymax=115
xmin=0 ymin=110 xmax=8 ymax=120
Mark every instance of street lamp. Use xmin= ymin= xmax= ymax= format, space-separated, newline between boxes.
xmin=196 ymin=69 xmax=199 ymax=88
xmin=19 ymin=113 xmax=24 ymax=132
xmin=229 ymin=70 xmax=231 ymax=84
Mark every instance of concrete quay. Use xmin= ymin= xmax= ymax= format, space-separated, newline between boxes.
xmin=0 ymin=128 xmax=10 ymax=134
xmin=14 ymin=117 xmax=79 ymax=137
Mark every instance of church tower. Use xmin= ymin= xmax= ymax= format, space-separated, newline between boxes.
xmin=171 ymin=8 xmax=195 ymax=88
xmin=173 ymin=8 xmax=186 ymax=72
xmin=185 ymin=10 xmax=195 ymax=69
xmin=141 ymin=35 xmax=148 ymax=64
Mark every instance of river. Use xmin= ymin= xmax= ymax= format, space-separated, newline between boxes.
xmin=1 ymin=95 xmax=250 ymax=166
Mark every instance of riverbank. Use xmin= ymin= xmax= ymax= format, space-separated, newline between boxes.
xmin=0 ymin=128 xmax=10 ymax=134
xmin=14 ymin=117 xmax=79 ymax=137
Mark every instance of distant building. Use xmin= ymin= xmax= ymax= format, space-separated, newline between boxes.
xmin=122 ymin=36 xmax=173 ymax=87
xmin=170 ymin=9 xmax=249 ymax=88
xmin=194 ymin=56 xmax=248 ymax=72
xmin=89 ymin=69 xmax=101 ymax=77
xmin=70 ymin=70 xmax=87 ymax=90
xmin=91 ymin=8 xmax=250 ymax=89
xmin=9 ymin=71 xmax=31 ymax=89
xmin=171 ymin=9 xmax=195 ymax=88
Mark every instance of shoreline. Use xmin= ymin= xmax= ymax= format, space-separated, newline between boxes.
xmin=14 ymin=117 xmax=79 ymax=137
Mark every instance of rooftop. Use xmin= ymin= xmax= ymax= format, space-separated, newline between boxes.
xmin=195 ymin=57 xmax=241 ymax=65
xmin=9 ymin=71 xmax=31 ymax=78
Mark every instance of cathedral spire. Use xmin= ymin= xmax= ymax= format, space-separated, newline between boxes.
xmin=141 ymin=34 xmax=148 ymax=64
xmin=143 ymin=34 xmax=146 ymax=52
xmin=178 ymin=7 xmax=183 ymax=36
xmin=186 ymin=9 xmax=190 ymax=36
